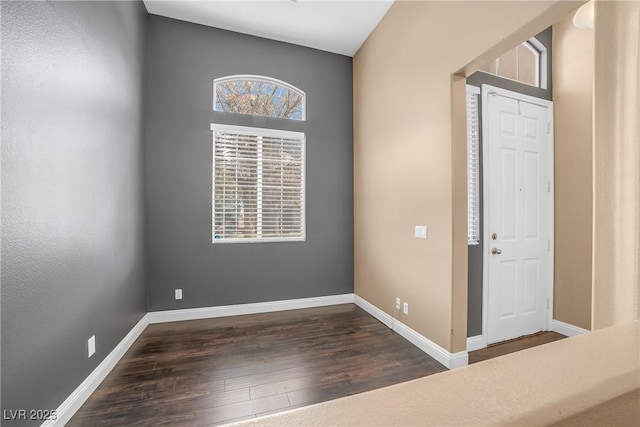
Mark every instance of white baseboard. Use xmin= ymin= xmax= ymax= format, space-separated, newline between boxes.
xmin=353 ymin=295 xmax=468 ymax=369
xmin=353 ymin=294 xmax=393 ymax=328
xmin=42 ymin=314 xmax=150 ymax=427
xmin=43 ymin=293 xmax=355 ymax=426
xmin=147 ymin=293 xmax=355 ymax=324
xmin=464 ymin=322 xmax=588 ymax=352
xmin=552 ymin=319 xmax=589 ymax=337
xmin=466 ymin=335 xmax=487 ymax=352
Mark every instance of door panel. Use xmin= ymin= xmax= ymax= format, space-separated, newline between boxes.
xmin=522 ymin=258 xmax=539 ymax=314
xmin=485 ymin=89 xmax=551 ymax=344
xmin=524 ymin=151 xmax=540 ymax=239
xmin=499 ymin=260 xmax=517 ymax=319
xmin=500 ymin=148 xmax=517 ymax=240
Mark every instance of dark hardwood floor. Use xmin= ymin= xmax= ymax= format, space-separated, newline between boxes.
xmin=468 ymin=331 xmax=567 ymax=364
xmin=68 ymin=304 xmax=446 ymax=426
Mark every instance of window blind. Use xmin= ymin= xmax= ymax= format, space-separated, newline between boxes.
xmin=466 ymin=86 xmax=481 ymax=245
xmin=211 ymin=124 xmax=305 ymax=243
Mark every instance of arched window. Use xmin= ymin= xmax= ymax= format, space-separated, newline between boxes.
xmin=480 ymin=37 xmax=547 ymax=89
xmin=211 ymin=75 xmax=307 ymax=243
xmin=214 ymin=75 xmax=306 ymax=120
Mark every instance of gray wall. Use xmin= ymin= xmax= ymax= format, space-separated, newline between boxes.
xmin=466 ymin=28 xmax=552 ymax=337
xmin=145 ymin=16 xmax=353 ymax=311
xmin=1 ymin=1 xmax=147 ymax=424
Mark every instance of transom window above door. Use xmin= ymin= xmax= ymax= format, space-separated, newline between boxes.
xmin=214 ymin=75 xmax=306 ymax=120
xmin=479 ymin=37 xmax=547 ymax=89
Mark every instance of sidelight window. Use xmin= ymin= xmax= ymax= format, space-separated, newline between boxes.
xmin=466 ymin=85 xmax=481 ymax=245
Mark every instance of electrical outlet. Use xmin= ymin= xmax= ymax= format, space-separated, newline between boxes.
xmin=395 ymin=297 xmax=401 ymax=310
xmin=88 ymin=335 xmax=96 ymax=358
xmin=175 ymin=289 xmax=183 ymax=300
xmin=403 ymin=302 xmax=409 ymax=315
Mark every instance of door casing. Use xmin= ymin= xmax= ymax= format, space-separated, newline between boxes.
xmin=479 ymin=84 xmax=555 ymax=348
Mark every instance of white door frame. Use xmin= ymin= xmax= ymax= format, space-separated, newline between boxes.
xmin=480 ymin=84 xmax=555 ymax=348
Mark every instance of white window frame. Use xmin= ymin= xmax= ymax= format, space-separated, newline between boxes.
xmin=213 ymin=75 xmax=307 ymax=121
xmin=526 ymin=37 xmax=547 ymax=90
xmin=211 ymin=123 xmax=306 ymax=244
xmin=467 ymin=85 xmax=481 ymax=245
xmin=478 ymin=37 xmax=547 ymax=90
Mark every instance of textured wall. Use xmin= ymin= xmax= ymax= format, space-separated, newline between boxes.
xmin=592 ymin=0 xmax=640 ymax=328
xmin=144 ymin=16 xmax=353 ymax=311
xmin=353 ymin=1 xmax=583 ymax=352
xmin=552 ymin=13 xmax=594 ymax=330
xmin=1 ymin=1 xmax=147 ymax=424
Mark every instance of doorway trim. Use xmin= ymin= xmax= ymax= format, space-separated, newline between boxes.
xmin=480 ymin=84 xmax=555 ymax=348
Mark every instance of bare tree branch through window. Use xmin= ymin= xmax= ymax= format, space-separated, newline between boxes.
xmin=214 ymin=76 xmax=305 ymax=120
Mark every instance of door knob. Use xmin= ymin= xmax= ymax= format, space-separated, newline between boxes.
xmin=491 ymin=248 xmax=502 ymax=255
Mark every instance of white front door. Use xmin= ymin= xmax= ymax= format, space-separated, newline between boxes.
xmin=483 ymin=85 xmax=553 ymax=345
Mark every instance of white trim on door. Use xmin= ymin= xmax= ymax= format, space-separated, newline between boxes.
xmin=480 ymin=84 xmax=554 ymax=344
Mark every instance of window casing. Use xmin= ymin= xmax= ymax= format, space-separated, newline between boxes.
xmin=214 ymin=75 xmax=306 ymax=121
xmin=211 ymin=124 xmax=305 ymax=243
xmin=466 ymin=85 xmax=481 ymax=245
xmin=479 ymin=37 xmax=547 ymax=89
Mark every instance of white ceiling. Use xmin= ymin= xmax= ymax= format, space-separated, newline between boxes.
xmin=143 ymin=0 xmax=394 ymax=57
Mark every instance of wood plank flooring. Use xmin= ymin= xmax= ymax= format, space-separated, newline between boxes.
xmin=68 ymin=304 xmax=446 ymax=426
xmin=468 ymin=331 xmax=567 ymax=364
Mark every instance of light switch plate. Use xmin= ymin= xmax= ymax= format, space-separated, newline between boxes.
xmin=175 ymin=289 xmax=183 ymax=300
xmin=414 ymin=225 xmax=428 ymax=239
xmin=403 ymin=302 xmax=409 ymax=315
